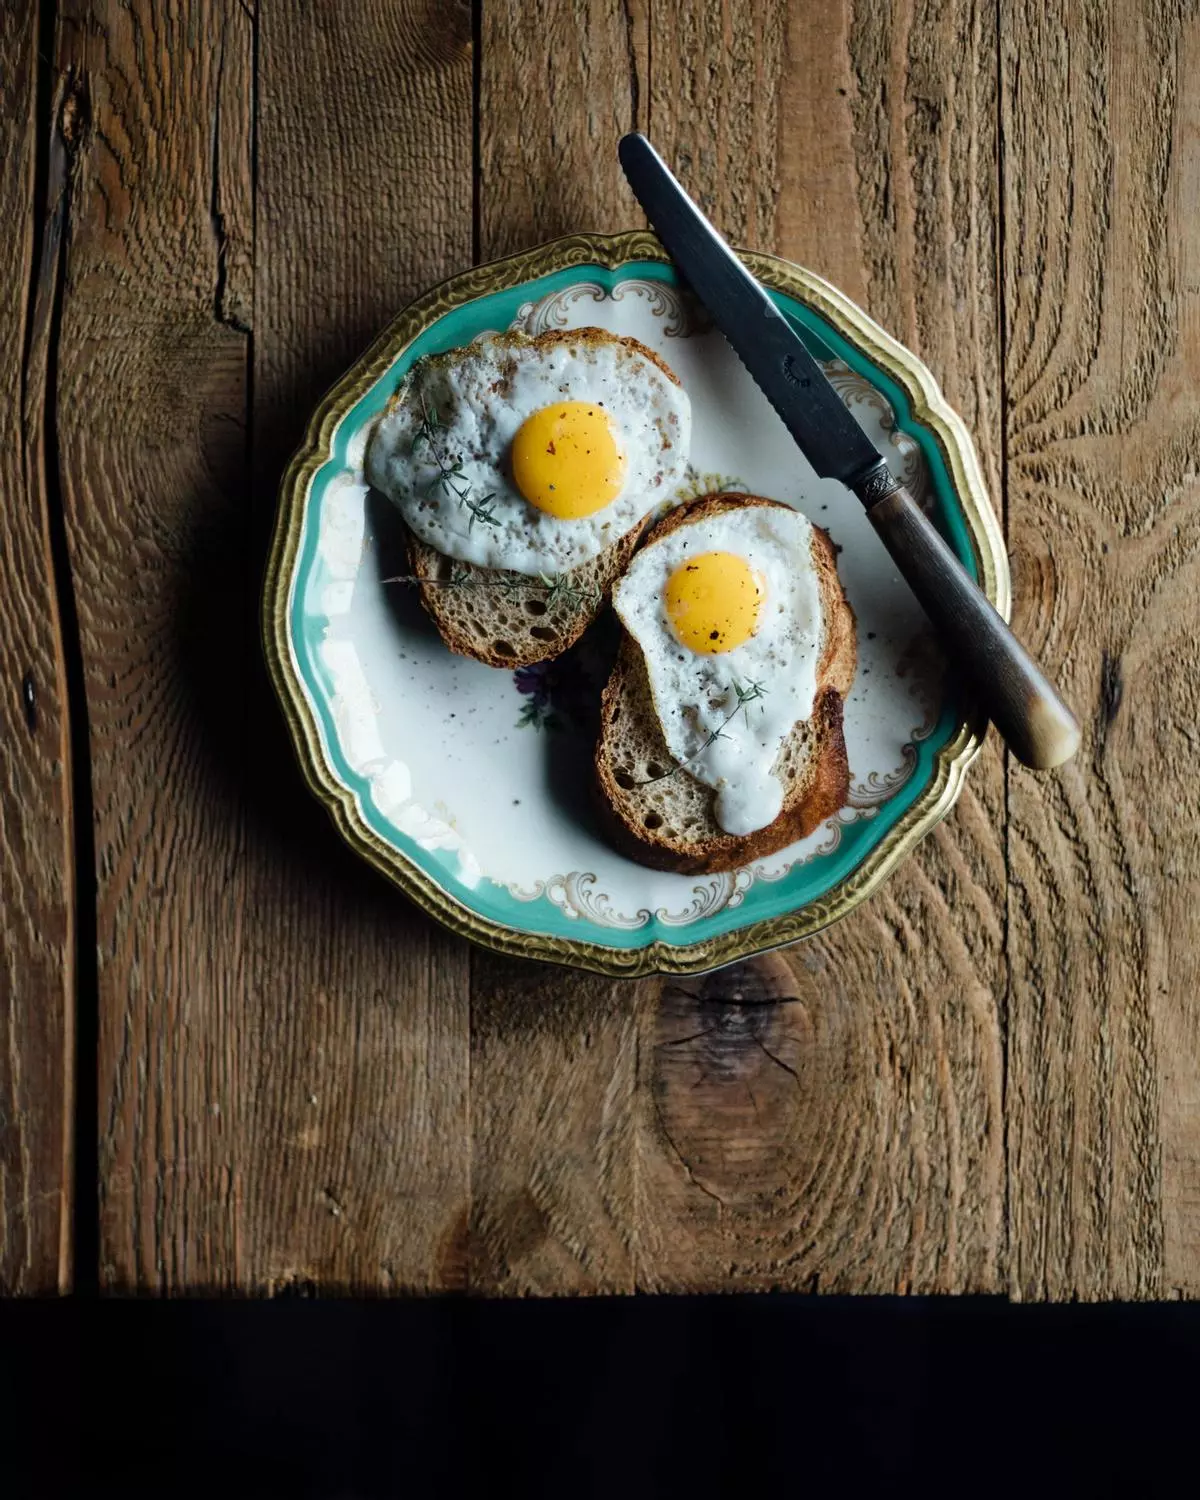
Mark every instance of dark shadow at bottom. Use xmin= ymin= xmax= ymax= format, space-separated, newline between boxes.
xmin=3 ymin=1298 xmax=1199 ymax=1498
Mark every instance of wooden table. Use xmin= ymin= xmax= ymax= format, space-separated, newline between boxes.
xmin=3 ymin=0 xmax=1197 ymax=1299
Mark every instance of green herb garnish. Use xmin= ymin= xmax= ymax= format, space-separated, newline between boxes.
xmin=413 ymin=392 xmax=499 ymax=531
xmin=381 ymin=568 xmax=602 ymax=611
xmin=633 ymin=679 xmax=768 ymax=786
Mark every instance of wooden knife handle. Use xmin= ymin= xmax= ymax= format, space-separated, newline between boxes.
xmin=866 ymin=484 xmax=1080 ymax=770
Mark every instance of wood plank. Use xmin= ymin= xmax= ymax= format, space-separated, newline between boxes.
xmin=469 ymin=0 xmax=650 ymax=1294
xmin=53 ymin=0 xmax=472 ymax=1291
xmin=478 ymin=0 xmax=648 ymax=260
xmin=53 ymin=0 xmax=257 ymax=1291
xmin=0 ymin=1 xmax=74 ymax=1295
xmin=252 ymin=0 xmax=474 ymax=1293
xmin=638 ymin=0 xmax=1007 ymax=1292
xmin=1002 ymin=0 xmax=1200 ymax=1300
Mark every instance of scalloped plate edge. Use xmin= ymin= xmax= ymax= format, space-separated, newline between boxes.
xmin=261 ymin=231 xmax=1003 ymax=977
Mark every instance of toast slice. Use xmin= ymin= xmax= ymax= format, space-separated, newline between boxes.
xmin=595 ymin=494 xmax=857 ymax=873
xmin=400 ymin=519 xmax=643 ymax=670
xmin=376 ymin=327 xmax=686 ymax=669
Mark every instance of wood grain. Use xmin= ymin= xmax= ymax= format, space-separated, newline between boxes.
xmin=633 ymin=0 xmax=1008 ymax=1290
xmin=1002 ymin=0 xmax=1200 ymax=1300
xmin=3 ymin=0 xmax=1190 ymax=1298
xmin=0 ymin=1 xmax=74 ymax=1294
xmin=479 ymin=0 xmax=648 ymax=260
xmin=470 ymin=0 xmax=649 ymax=1294
xmin=648 ymin=0 xmax=788 ymax=246
xmin=468 ymin=958 xmax=639 ymax=1293
xmin=255 ymin=0 xmax=477 ymax=1290
xmin=52 ymin=0 xmax=259 ymax=1290
xmin=472 ymin=0 xmax=1005 ymax=1294
xmin=252 ymin=0 xmax=474 ymax=1293
xmin=51 ymin=0 xmax=472 ymax=1291
xmin=639 ymin=0 xmax=1007 ymax=1292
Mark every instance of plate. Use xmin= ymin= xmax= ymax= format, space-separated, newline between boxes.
xmin=262 ymin=232 xmax=1007 ymax=976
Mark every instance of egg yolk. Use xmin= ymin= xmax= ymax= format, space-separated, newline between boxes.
xmin=511 ymin=402 xmax=626 ymax=519
xmin=665 ymin=551 xmax=765 ymax=654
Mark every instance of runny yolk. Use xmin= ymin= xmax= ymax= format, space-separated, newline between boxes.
xmin=511 ymin=402 xmax=626 ymax=519
xmin=665 ymin=551 xmax=765 ymax=654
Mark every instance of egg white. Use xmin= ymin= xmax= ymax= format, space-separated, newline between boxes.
xmin=366 ymin=332 xmax=691 ymax=576
xmin=612 ymin=505 xmax=824 ymax=836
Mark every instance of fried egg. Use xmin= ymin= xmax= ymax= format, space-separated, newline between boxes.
xmin=366 ymin=330 xmax=691 ymax=575
xmin=612 ymin=504 xmax=824 ymax=836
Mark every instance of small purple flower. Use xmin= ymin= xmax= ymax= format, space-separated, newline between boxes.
xmin=514 ymin=662 xmax=553 ymax=707
xmin=512 ymin=624 xmax=616 ymax=733
xmin=513 ymin=661 xmax=561 ymax=730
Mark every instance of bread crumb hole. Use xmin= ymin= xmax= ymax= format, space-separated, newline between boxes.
xmin=524 ymin=598 xmax=548 ymax=616
xmin=614 ymin=770 xmax=635 ymax=790
xmin=530 ymin=626 xmax=553 ymax=642
xmin=646 ymin=762 xmax=666 ymax=779
xmin=492 ymin=640 xmax=516 ymax=658
xmin=643 ymin=811 xmax=664 ymax=830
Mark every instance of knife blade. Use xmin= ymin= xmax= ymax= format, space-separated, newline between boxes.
xmin=619 ymin=133 xmax=891 ymax=502
xmin=618 ymin=131 xmax=1080 ymax=770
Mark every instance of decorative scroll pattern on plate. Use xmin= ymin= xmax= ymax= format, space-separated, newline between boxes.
xmin=506 ymin=872 xmax=651 ymax=929
xmin=822 ymin=357 xmax=928 ymax=506
xmin=513 ymin=279 xmax=709 ymax=338
xmin=845 ymin=629 xmax=944 ymax=810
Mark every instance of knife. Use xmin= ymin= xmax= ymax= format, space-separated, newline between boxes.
xmin=619 ymin=132 xmax=1079 ymax=771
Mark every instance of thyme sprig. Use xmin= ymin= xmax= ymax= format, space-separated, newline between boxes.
xmin=412 ymin=392 xmax=499 ymax=531
xmin=634 ymin=679 xmax=768 ymax=786
xmin=382 ymin=568 xmax=602 ymax=612
xmin=540 ymin=573 xmax=603 ymax=611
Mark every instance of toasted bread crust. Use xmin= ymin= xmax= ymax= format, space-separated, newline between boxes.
xmin=386 ymin=327 xmax=681 ymax=667
xmin=594 ymin=493 xmax=857 ymax=873
xmin=519 ymin=327 xmax=682 ymax=387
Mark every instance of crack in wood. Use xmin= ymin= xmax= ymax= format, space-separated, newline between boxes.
xmin=753 ymin=1036 xmax=803 ymax=1091
xmin=20 ymin=672 xmax=37 ymax=735
xmin=1096 ymin=647 xmax=1124 ymax=755
xmin=22 ymin=54 xmax=99 ymax=1295
xmin=652 ymin=1099 xmax=727 ymax=1211
xmin=209 ymin=32 xmax=250 ymax=336
xmin=621 ymin=0 xmax=641 ymax=128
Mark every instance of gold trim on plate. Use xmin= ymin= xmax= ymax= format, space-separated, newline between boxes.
xmin=261 ymin=232 xmax=1005 ymax=977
